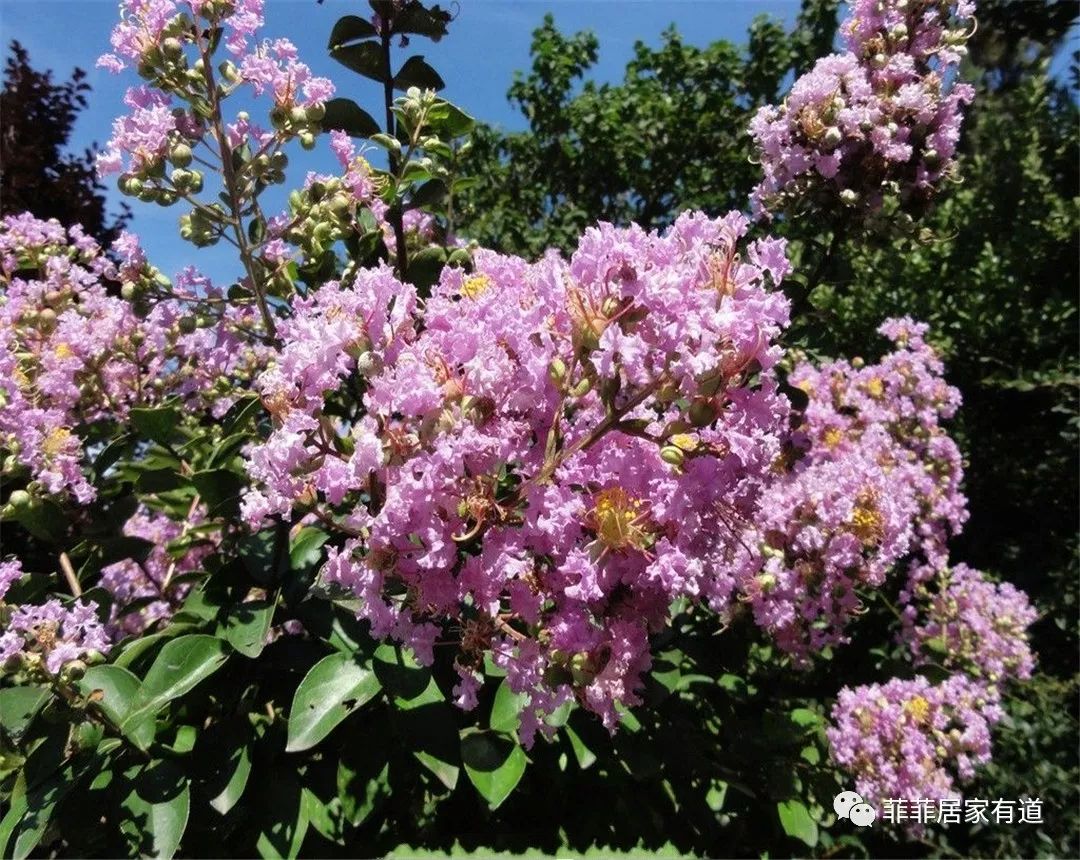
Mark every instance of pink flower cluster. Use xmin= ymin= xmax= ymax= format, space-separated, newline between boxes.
xmin=99 ymin=506 xmax=217 ymax=636
xmin=749 ymin=0 xmax=976 ymax=216
xmin=0 ymin=596 xmax=111 ymax=675
xmin=243 ymin=211 xmax=793 ymax=741
xmin=827 ymin=674 xmax=1002 ymax=805
xmin=0 ymin=214 xmax=266 ymax=501
xmin=741 ymin=318 xmax=967 ymax=659
xmin=97 ymin=0 xmax=330 ymax=178
xmin=900 ymin=563 xmax=1037 ymax=683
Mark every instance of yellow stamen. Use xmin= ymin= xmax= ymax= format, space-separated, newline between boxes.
xmin=865 ymin=377 xmax=885 ymax=399
xmin=904 ymin=695 xmax=931 ymax=724
xmin=849 ymin=491 xmax=885 ymax=547
xmin=42 ymin=427 xmax=72 ymax=457
xmin=54 ymin=343 xmax=74 ymax=359
xmin=588 ymin=486 xmax=650 ymax=553
xmin=822 ymin=427 xmax=844 ymax=449
xmin=461 ymin=274 xmax=493 ymax=300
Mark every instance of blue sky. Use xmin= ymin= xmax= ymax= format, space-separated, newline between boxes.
xmin=1 ymin=0 xmax=807 ymax=281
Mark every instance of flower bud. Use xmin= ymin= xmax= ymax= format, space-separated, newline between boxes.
xmin=162 ymin=37 xmax=184 ymax=61
xmin=660 ymin=446 xmax=685 ymax=468
xmin=305 ymin=102 xmax=326 ymax=122
xmin=300 ymin=132 xmax=316 ymax=150
xmin=570 ymin=377 xmax=592 ymax=398
xmin=822 ymin=127 xmax=842 ymax=150
xmin=839 ymin=188 xmax=859 ymax=207
xmin=7 ymin=489 xmax=32 ymax=509
xmin=170 ymin=141 xmax=193 ymax=167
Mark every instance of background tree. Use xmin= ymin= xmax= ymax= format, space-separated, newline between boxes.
xmin=0 ymin=41 xmax=128 ymax=245
xmin=456 ymin=2 xmax=840 ymax=258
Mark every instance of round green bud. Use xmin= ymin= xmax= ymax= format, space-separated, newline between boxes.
xmin=300 ymin=131 xmax=316 ymax=151
xmin=660 ymin=446 xmax=685 ymax=468
xmin=188 ymin=171 xmax=203 ymax=194
xmin=169 ymin=142 xmax=193 ymax=167
xmin=162 ymin=37 xmax=183 ymax=61
xmin=305 ymin=102 xmax=326 ymax=122
xmin=329 ymin=195 xmax=351 ymax=219
xmin=120 ymin=282 xmax=138 ymax=301
xmin=7 ymin=489 xmax=32 ymax=509
xmin=269 ymin=106 xmax=289 ymax=129
xmin=177 ymin=316 xmax=197 ymax=334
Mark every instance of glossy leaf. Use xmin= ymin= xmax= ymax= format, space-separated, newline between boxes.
xmin=286 ymin=653 xmax=382 ymax=752
xmin=777 ymin=799 xmax=818 ymax=848
xmin=122 ymin=635 xmax=230 ymax=740
xmin=461 ymin=730 xmax=527 ymax=810
xmin=393 ymin=55 xmax=445 ymax=91
xmin=330 ymin=41 xmax=388 ymax=83
xmin=119 ymin=760 xmax=191 ymax=860
xmin=320 ymin=97 xmax=380 ymax=138
xmin=328 ymin=14 xmax=377 ymax=49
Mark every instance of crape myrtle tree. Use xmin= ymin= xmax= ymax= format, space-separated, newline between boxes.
xmin=0 ymin=42 xmax=130 ymax=247
xmin=0 ymin=1 xmax=1048 ymax=858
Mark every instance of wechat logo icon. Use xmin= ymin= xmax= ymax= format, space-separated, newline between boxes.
xmin=834 ymin=790 xmax=877 ymax=827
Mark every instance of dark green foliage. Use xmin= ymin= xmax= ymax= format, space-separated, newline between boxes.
xmin=456 ymin=3 xmax=839 ymax=258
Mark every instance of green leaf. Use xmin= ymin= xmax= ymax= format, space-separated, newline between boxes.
xmin=373 ymin=642 xmax=430 ymax=701
xmin=209 ymin=742 xmax=252 ymax=815
xmin=396 ymin=702 xmax=460 ymax=789
xmin=0 ymin=687 xmax=49 ymax=738
xmin=393 ymin=55 xmax=445 ymax=91
xmin=321 ymin=97 xmax=380 ymax=138
xmin=222 ymin=599 xmax=275 ymax=659
xmin=131 ymin=406 xmax=182 ymax=445
xmin=289 ymin=526 xmax=330 ymax=570
xmin=461 ymin=730 xmax=527 ymax=810
xmin=777 ymin=799 xmax=818 ymax=848
xmin=78 ymin=665 xmax=154 ymax=749
xmin=394 ymin=3 xmax=451 ymax=41
xmin=489 ymin=680 xmax=523 ymax=734
xmin=789 ymin=707 xmax=822 ymax=729
xmin=430 ymin=100 xmax=474 ymax=137
xmin=119 ymin=760 xmax=190 ymax=860
xmin=0 ymin=756 xmax=90 ymax=859
xmin=409 ymin=178 xmax=446 ymax=209
xmin=255 ymin=772 xmax=308 ymax=859
xmin=190 ymin=468 xmax=244 ymax=516
xmin=563 ymin=724 xmax=596 ymax=770
xmin=405 ymin=245 xmax=447 ymax=292
xmin=328 ymin=14 xmax=377 ymax=49
xmin=123 ymin=635 xmax=230 ymax=742
xmin=330 ymin=41 xmax=388 ymax=83
xmin=286 ymin=653 xmax=382 ymax=752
